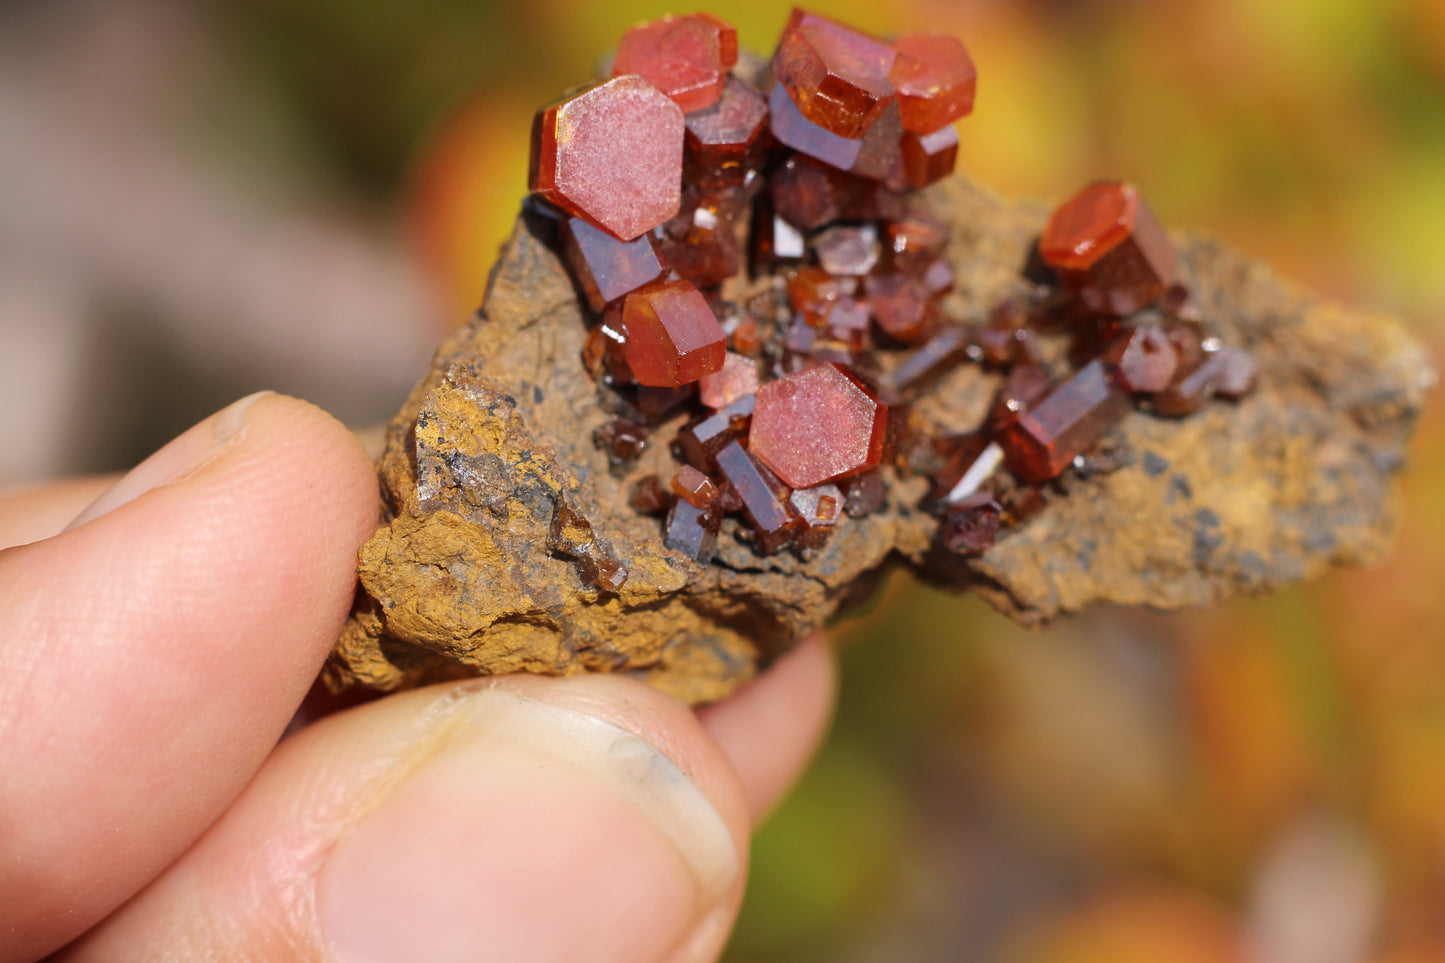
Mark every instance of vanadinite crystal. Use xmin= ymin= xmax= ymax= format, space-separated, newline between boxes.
xmin=774 ymin=9 xmax=898 ymax=138
xmin=613 ymin=13 xmax=738 ymax=113
xmin=889 ymin=33 xmax=977 ymax=134
xmin=560 ymin=216 xmax=668 ymax=311
xmin=521 ymin=7 xmax=1255 ymax=571
xmin=620 ymin=279 xmax=727 ymax=386
xmin=683 ymin=76 xmax=769 ymax=187
xmin=1038 ymin=180 xmax=1176 ymax=316
xmin=750 ymin=364 xmax=887 ymax=488
xmin=530 ymin=75 xmax=685 ymax=241
xmin=997 ymin=360 xmax=1131 ymax=483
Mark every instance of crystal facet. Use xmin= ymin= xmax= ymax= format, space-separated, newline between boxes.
xmin=750 ymin=363 xmax=888 ymax=488
xmin=1038 ymin=180 xmax=1176 ymax=316
xmin=997 ymin=359 xmax=1131 ymax=483
xmin=530 ymin=75 xmax=685 ymax=241
xmin=773 ymin=10 xmax=898 ymax=138
xmin=684 ymin=76 xmax=769 ymax=187
xmin=560 ymin=216 xmax=668 ymax=311
xmin=620 ymin=280 xmax=727 ymax=386
xmin=613 ymin=13 xmax=739 ymax=113
xmin=889 ymin=33 xmax=977 ymax=134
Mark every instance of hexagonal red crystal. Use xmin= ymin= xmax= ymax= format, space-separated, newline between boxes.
xmin=773 ymin=9 xmax=898 ymax=139
xmin=698 ymin=351 xmax=759 ymax=409
xmin=529 ymin=75 xmax=684 ymax=241
xmin=1038 ymin=181 xmax=1176 ymax=316
xmin=889 ymin=33 xmax=977 ymax=134
xmin=613 ymin=13 xmax=738 ymax=113
xmin=619 ymin=279 xmax=726 ymax=387
xmin=684 ymin=76 xmax=769 ymax=187
xmin=900 ymin=124 xmax=958 ymax=187
xmin=749 ymin=363 xmax=887 ymax=488
xmin=1101 ymin=323 xmax=1178 ymax=393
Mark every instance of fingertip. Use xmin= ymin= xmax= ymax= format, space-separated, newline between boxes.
xmin=697 ymin=633 xmax=838 ymax=823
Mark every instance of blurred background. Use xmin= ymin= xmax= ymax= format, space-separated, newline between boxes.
xmin=3 ymin=0 xmax=1444 ymax=959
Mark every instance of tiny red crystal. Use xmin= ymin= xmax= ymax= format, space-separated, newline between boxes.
xmin=997 ymin=360 xmax=1131 ymax=483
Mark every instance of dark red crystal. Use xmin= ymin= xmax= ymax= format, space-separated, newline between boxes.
xmin=675 ymin=393 xmax=755 ymax=469
xmin=672 ymin=464 xmax=720 ymax=507
xmin=629 ymin=474 xmax=672 ymax=514
xmin=1102 ymin=323 xmax=1178 ymax=393
xmin=665 ymin=497 xmax=720 ymax=563
xmin=683 ymin=76 xmax=770 ymax=188
xmin=561 ymin=216 xmax=668 ymax=311
xmin=1038 ymin=181 xmax=1176 ymax=316
xmin=773 ymin=9 xmax=898 ymax=139
xmin=768 ymin=81 xmax=864 ymax=171
xmin=997 ymin=360 xmax=1131 ymax=483
xmin=940 ymin=492 xmax=1001 ymax=555
xmin=594 ymin=417 xmax=649 ymax=468
xmin=900 ymin=124 xmax=958 ymax=187
xmin=715 ymin=440 xmax=800 ymax=551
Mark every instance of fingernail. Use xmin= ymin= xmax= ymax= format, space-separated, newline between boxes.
xmin=318 ymin=688 xmax=739 ymax=963
xmin=65 ymin=391 xmax=273 ymax=530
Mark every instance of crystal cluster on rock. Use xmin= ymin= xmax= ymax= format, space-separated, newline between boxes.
xmin=522 ymin=8 xmax=1260 ymax=565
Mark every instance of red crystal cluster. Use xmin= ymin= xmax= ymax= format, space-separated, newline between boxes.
xmin=526 ymin=9 xmax=1254 ymax=570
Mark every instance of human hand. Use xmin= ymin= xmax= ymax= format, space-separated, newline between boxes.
xmin=0 ymin=392 xmax=836 ymax=962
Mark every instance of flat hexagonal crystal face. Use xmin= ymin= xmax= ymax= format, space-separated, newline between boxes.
xmin=774 ymin=9 xmax=898 ymax=139
xmin=889 ymin=33 xmax=977 ymax=134
xmin=619 ymin=279 xmax=727 ymax=387
xmin=529 ymin=75 xmax=685 ymax=241
xmin=749 ymin=363 xmax=887 ymax=488
xmin=613 ymin=13 xmax=738 ymax=113
xmin=684 ymin=76 xmax=769 ymax=187
xmin=1038 ymin=180 xmax=1176 ymax=316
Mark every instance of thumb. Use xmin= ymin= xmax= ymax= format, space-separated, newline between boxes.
xmin=62 ymin=675 xmax=752 ymax=963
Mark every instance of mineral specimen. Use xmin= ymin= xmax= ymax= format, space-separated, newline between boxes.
xmin=328 ymin=9 xmax=1434 ymax=706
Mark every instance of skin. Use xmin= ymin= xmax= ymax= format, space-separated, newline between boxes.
xmin=0 ymin=393 xmax=836 ymax=963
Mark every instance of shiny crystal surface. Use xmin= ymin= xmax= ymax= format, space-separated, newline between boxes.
xmin=774 ymin=10 xmax=898 ymax=138
xmin=684 ymin=76 xmax=769 ymax=187
xmin=613 ymin=13 xmax=738 ymax=112
xmin=750 ymin=363 xmax=887 ymax=488
xmin=1038 ymin=180 xmax=1176 ymax=316
xmin=890 ymin=33 xmax=978 ymax=133
xmin=698 ymin=351 xmax=760 ymax=409
xmin=561 ymin=216 xmax=668 ymax=311
xmin=620 ymin=279 xmax=727 ymax=386
xmin=900 ymin=124 xmax=958 ymax=187
xmin=997 ymin=360 xmax=1131 ymax=482
xmin=672 ymin=464 xmax=720 ymax=507
xmin=1103 ymin=323 xmax=1178 ymax=393
xmin=530 ymin=75 xmax=685 ymax=241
